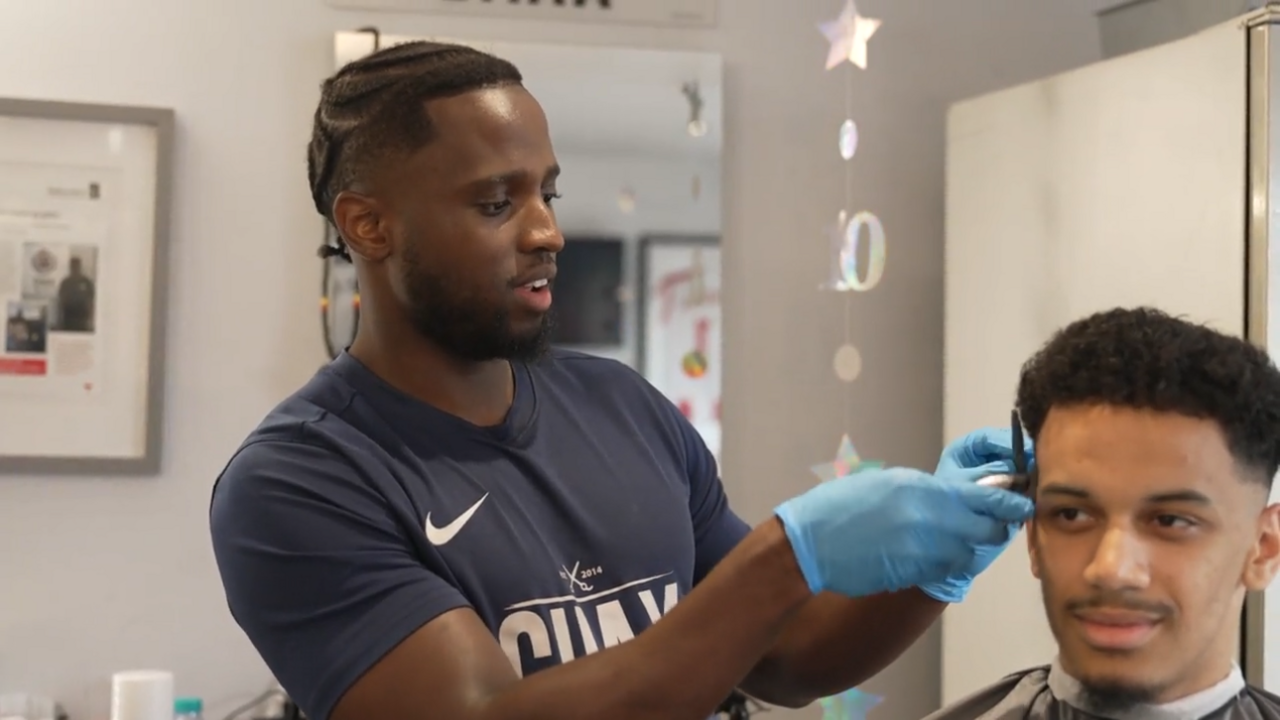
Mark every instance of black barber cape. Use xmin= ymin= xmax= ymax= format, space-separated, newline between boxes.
xmin=922 ymin=661 xmax=1280 ymax=720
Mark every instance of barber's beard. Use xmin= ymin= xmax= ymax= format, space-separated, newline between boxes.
xmin=400 ymin=254 xmax=552 ymax=363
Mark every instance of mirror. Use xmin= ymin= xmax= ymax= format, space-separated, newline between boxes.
xmin=327 ymin=33 xmax=725 ymax=462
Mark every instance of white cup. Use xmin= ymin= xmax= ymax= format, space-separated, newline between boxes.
xmin=110 ymin=670 xmax=174 ymax=720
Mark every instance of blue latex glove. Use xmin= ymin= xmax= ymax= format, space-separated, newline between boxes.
xmin=935 ymin=426 xmax=1034 ymax=476
xmin=774 ymin=467 xmax=1034 ymax=599
xmin=917 ymin=427 xmax=1038 ymax=603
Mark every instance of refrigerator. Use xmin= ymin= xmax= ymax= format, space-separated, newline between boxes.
xmin=942 ymin=2 xmax=1280 ymax=704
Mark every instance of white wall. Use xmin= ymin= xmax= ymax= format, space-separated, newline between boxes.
xmin=0 ymin=2 xmax=1101 ymax=719
xmin=942 ymin=16 xmax=1248 ymax=702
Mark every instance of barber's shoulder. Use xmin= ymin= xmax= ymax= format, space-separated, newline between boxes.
xmin=537 ymin=348 xmax=703 ymax=461
xmin=210 ymin=374 xmax=382 ymax=499
xmin=209 ymin=406 xmax=378 ymax=531
xmin=213 ymin=418 xmax=338 ymax=494
xmin=214 ymin=436 xmax=334 ymax=489
xmin=538 ymin=347 xmax=669 ymax=408
xmin=539 ymin=346 xmax=640 ymax=382
xmin=207 ymin=440 xmax=353 ymax=556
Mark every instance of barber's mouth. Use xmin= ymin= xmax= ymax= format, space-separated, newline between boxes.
xmin=1074 ymin=610 xmax=1162 ymax=650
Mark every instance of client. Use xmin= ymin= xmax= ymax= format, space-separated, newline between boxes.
xmin=927 ymin=307 xmax=1280 ymax=720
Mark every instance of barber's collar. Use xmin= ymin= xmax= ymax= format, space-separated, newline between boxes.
xmin=1048 ymin=657 xmax=1244 ymax=720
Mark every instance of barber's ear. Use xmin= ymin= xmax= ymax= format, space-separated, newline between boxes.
xmin=332 ymin=190 xmax=392 ymax=262
xmin=1243 ymin=504 xmax=1280 ymax=592
xmin=1027 ymin=519 xmax=1042 ymax=579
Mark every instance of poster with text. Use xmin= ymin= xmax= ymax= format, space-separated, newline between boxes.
xmin=640 ymin=240 xmax=722 ymax=464
xmin=0 ymin=162 xmax=110 ymax=400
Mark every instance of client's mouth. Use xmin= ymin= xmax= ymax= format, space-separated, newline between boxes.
xmin=1073 ymin=609 xmax=1163 ymax=651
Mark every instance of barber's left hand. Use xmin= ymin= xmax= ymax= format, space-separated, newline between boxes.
xmin=935 ymin=426 xmax=1033 ymax=477
xmin=917 ymin=427 xmax=1035 ymax=604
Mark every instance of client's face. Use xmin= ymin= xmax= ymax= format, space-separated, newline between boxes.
xmin=1029 ymin=404 xmax=1280 ymax=707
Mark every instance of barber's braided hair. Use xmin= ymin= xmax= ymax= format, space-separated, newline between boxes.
xmin=307 ymin=40 xmax=523 ymax=261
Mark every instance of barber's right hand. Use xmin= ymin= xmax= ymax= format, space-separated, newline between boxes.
xmin=773 ymin=467 xmax=1034 ymax=598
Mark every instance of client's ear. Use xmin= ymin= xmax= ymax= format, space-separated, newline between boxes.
xmin=1027 ymin=518 xmax=1042 ymax=579
xmin=1243 ymin=504 xmax=1280 ymax=591
xmin=1026 ymin=468 xmax=1042 ymax=579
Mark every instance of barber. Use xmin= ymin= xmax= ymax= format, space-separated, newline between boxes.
xmin=209 ymin=40 xmax=1033 ymax=720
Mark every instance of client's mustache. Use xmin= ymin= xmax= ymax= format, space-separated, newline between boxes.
xmin=1065 ymin=595 xmax=1174 ymax=617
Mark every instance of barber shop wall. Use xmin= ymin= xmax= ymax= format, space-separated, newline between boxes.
xmin=552 ymin=151 xmax=722 ymax=367
xmin=0 ymin=2 xmax=1100 ymax=719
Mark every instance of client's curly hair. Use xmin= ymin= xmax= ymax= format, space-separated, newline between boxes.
xmin=1015 ymin=306 xmax=1280 ymax=485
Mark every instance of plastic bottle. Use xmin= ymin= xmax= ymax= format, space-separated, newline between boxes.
xmin=173 ymin=697 xmax=203 ymax=720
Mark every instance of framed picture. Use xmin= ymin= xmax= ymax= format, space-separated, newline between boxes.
xmin=0 ymin=98 xmax=175 ymax=474
xmin=636 ymin=235 xmax=721 ymax=461
xmin=548 ymin=236 xmax=626 ymax=349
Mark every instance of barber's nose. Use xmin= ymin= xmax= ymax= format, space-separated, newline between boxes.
xmin=519 ymin=199 xmax=564 ymax=254
xmin=1082 ymin=526 xmax=1150 ymax=591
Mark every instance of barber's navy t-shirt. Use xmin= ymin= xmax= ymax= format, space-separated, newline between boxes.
xmin=209 ymin=349 xmax=751 ymax=720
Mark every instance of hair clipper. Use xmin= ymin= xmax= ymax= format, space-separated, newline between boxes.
xmin=975 ymin=409 xmax=1033 ymax=497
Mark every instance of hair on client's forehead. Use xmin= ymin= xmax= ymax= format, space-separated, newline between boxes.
xmin=1015 ymin=307 xmax=1280 ymax=491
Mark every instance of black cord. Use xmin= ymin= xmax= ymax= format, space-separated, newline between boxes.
xmin=319 ymin=226 xmax=359 ymax=360
xmin=717 ymin=690 xmax=770 ymax=718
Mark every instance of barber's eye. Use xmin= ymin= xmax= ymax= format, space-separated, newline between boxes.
xmin=479 ymin=200 xmax=511 ymax=216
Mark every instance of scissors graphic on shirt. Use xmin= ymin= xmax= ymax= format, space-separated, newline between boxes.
xmin=561 ymin=562 xmax=594 ymax=593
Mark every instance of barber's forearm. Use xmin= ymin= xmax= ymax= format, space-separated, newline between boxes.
xmin=740 ymin=588 xmax=945 ymax=707
xmin=479 ymin=517 xmax=811 ymax=720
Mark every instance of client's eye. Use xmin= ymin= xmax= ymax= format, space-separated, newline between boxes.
xmin=1053 ymin=508 xmax=1084 ymax=522
xmin=1043 ymin=507 xmax=1094 ymax=532
xmin=1154 ymin=514 xmax=1195 ymax=529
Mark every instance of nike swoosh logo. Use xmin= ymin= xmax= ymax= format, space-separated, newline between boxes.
xmin=425 ymin=493 xmax=489 ymax=546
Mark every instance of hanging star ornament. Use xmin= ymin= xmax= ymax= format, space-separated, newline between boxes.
xmin=819 ymin=0 xmax=882 ymax=70
xmin=810 ymin=434 xmax=884 ymax=483
xmin=820 ymin=687 xmax=884 ymax=720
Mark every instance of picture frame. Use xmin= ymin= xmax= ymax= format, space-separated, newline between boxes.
xmin=0 ymin=97 xmax=175 ymax=475
xmin=548 ymin=235 xmax=626 ymax=350
xmin=636 ymin=234 xmax=722 ymax=460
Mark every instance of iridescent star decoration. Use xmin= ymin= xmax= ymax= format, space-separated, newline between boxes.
xmin=810 ymin=434 xmax=884 ymax=483
xmin=819 ymin=0 xmax=882 ymax=70
xmin=820 ymin=687 xmax=884 ymax=720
